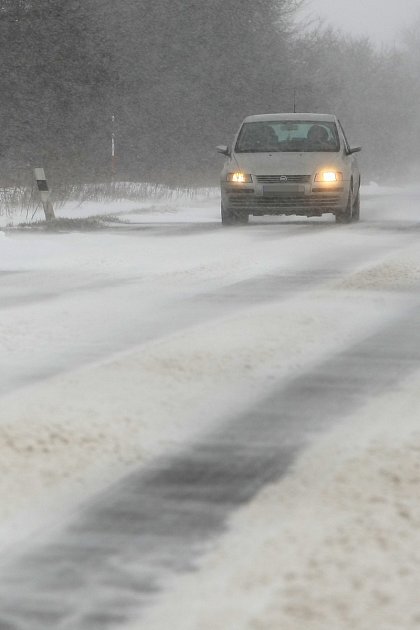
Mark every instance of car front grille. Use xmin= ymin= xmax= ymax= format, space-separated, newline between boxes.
xmin=256 ymin=175 xmax=311 ymax=183
xmin=228 ymin=194 xmax=342 ymax=213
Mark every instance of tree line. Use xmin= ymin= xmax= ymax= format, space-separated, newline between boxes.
xmin=0 ymin=0 xmax=418 ymax=186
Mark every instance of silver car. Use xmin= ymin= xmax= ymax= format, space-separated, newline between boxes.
xmin=217 ymin=113 xmax=361 ymax=225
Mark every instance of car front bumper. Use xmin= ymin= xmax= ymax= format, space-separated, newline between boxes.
xmin=221 ymin=181 xmax=347 ymax=216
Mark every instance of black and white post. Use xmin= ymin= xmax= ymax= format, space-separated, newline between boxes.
xmin=34 ymin=168 xmax=55 ymax=221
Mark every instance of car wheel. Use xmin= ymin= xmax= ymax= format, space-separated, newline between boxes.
xmin=221 ymin=203 xmax=248 ymax=226
xmin=351 ymin=190 xmax=360 ymax=222
xmin=335 ymin=190 xmax=352 ymax=224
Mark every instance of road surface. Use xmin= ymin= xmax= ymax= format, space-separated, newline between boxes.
xmin=0 ymin=186 xmax=419 ymax=628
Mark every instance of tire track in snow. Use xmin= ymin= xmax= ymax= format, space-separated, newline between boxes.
xmin=0 ymin=301 xmax=420 ymax=629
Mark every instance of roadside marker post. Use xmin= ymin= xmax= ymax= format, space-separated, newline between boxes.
xmin=34 ymin=168 xmax=55 ymax=221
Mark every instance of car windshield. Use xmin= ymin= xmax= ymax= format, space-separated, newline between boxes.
xmin=235 ymin=121 xmax=340 ymax=153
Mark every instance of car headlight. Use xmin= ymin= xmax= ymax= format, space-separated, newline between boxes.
xmin=226 ymin=172 xmax=252 ymax=183
xmin=315 ymin=171 xmax=343 ymax=183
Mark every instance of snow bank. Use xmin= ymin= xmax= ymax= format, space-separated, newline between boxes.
xmin=132 ymin=367 xmax=420 ymax=630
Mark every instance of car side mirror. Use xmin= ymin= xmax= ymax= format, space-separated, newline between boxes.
xmin=348 ymin=146 xmax=362 ymax=154
xmin=216 ymin=145 xmax=231 ymax=156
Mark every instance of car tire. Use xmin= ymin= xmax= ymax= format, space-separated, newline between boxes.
xmin=335 ymin=190 xmax=352 ymax=224
xmin=351 ymin=190 xmax=360 ymax=222
xmin=237 ymin=212 xmax=249 ymax=225
xmin=221 ymin=203 xmax=248 ymax=226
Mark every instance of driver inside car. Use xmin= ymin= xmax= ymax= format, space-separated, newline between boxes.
xmin=306 ymin=124 xmax=332 ymax=149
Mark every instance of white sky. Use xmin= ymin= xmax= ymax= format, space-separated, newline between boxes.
xmin=303 ymin=0 xmax=419 ymax=44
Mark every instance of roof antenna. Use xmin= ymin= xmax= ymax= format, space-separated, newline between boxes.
xmin=293 ymin=88 xmax=297 ymax=113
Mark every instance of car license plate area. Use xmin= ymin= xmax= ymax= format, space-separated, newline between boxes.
xmin=262 ymin=184 xmax=305 ymax=196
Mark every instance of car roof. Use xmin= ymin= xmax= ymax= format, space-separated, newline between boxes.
xmin=242 ymin=113 xmax=337 ymax=123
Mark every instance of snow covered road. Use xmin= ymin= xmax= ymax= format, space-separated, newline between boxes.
xmin=0 ymin=185 xmax=420 ymax=628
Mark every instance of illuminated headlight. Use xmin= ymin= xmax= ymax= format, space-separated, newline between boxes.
xmin=226 ymin=172 xmax=252 ymax=183
xmin=315 ymin=171 xmax=343 ymax=183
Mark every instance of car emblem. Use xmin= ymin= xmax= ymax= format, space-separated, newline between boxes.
xmin=280 ymin=176 xmax=288 ymax=182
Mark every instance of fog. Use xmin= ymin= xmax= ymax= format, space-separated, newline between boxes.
xmin=306 ymin=0 xmax=419 ymax=44
xmin=0 ymin=0 xmax=420 ymax=191
xmin=1 ymin=3 xmax=420 ymax=629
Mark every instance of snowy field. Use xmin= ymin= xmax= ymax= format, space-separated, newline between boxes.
xmin=0 ymin=183 xmax=420 ymax=628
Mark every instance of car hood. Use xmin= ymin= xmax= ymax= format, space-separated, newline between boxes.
xmin=232 ymin=152 xmax=342 ymax=175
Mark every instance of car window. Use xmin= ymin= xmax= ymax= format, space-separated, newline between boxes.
xmin=235 ymin=121 xmax=340 ymax=153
